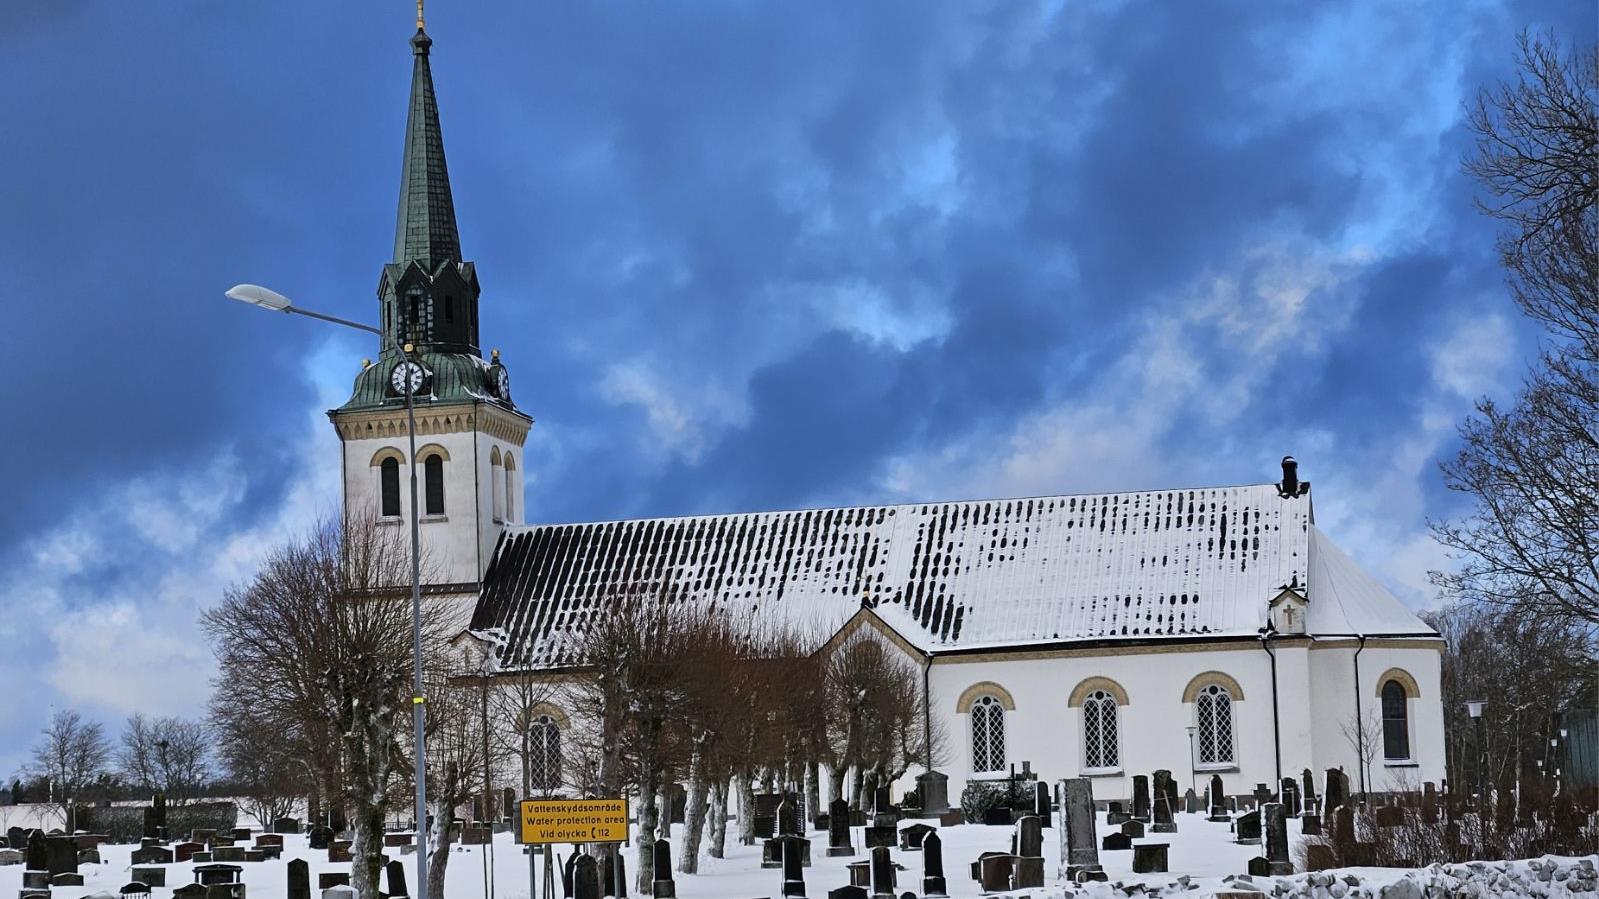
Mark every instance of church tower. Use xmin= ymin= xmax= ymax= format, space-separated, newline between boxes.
xmin=329 ymin=18 xmax=531 ymax=596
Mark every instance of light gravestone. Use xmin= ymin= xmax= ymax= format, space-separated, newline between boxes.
xmin=1263 ymin=803 xmax=1291 ymax=876
xmin=826 ymin=799 xmax=853 ymax=857
xmin=1056 ymin=778 xmax=1103 ymax=883
xmin=920 ymin=831 xmax=947 ymax=898
xmin=1151 ymin=771 xmax=1177 ymax=833
xmin=1183 ymin=788 xmax=1202 ymax=814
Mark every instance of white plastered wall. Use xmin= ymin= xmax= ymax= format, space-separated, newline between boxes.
xmin=1307 ymin=640 xmax=1446 ymax=794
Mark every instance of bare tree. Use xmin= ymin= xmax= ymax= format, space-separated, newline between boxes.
xmin=418 ymin=663 xmax=489 ymax=899
xmin=202 ymin=513 xmax=451 ymax=899
xmin=822 ymin=638 xmax=935 ymax=810
xmin=487 ymin=668 xmax=559 ymax=799
xmin=1438 ymin=31 xmax=1599 ymax=638
xmin=217 ymin=709 xmax=306 ymax=829
xmin=25 ymin=708 xmax=111 ymax=829
xmin=116 ymin=714 xmax=210 ymax=805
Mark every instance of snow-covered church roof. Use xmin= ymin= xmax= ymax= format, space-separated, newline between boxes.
xmin=469 ymin=481 xmax=1436 ymax=671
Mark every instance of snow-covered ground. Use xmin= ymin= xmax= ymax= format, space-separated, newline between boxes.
xmin=0 ymin=810 xmax=1593 ymax=898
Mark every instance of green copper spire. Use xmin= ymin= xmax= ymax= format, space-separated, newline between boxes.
xmin=394 ymin=26 xmax=461 ymax=269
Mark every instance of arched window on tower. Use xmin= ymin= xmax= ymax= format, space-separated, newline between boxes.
xmin=970 ymin=695 xmax=1006 ymax=774
xmin=1082 ymin=690 xmax=1120 ymax=770
xmin=490 ymin=447 xmax=504 ymax=522
xmin=529 ymin=714 xmax=562 ymax=793
xmin=1195 ymin=684 xmax=1236 ymax=766
xmin=503 ymin=453 xmax=517 ymax=523
xmin=1381 ymin=679 xmax=1411 ymax=760
xmin=380 ymin=457 xmax=401 ymax=518
xmin=423 ymin=453 xmax=445 ymax=515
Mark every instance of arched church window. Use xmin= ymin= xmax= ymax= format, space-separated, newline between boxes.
xmin=490 ymin=448 xmax=504 ymax=522
xmin=503 ymin=453 xmax=517 ymax=523
xmin=445 ymin=295 xmax=455 ymax=322
xmin=1082 ymin=690 xmax=1119 ymax=770
xmin=380 ymin=457 xmax=401 ymax=518
xmin=529 ymin=714 xmax=561 ymax=793
xmin=1381 ymin=679 xmax=1410 ymax=760
xmin=423 ymin=453 xmax=445 ymax=515
xmin=970 ymin=695 xmax=1006 ymax=774
xmin=1195 ymin=684 xmax=1235 ymax=765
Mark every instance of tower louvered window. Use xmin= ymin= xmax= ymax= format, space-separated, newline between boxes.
xmin=529 ymin=714 xmax=561 ymax=793
xmin=1083 ymin=690 xmax=1119 ymax=769
xmin=423 ymin=453 xmax=445 ymax=515
xmin=970 ymin=695 xmax=1006 ymax=773
xmin=380 ymin=457 xmax=401 ymax=518
xmin=1196 ymin=684 xmax=1235 ymax=765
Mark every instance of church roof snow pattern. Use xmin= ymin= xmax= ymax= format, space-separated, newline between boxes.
xmin=469 ymin=482 xmax=1431 ymax=671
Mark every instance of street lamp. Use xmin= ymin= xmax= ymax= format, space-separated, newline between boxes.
xmin=1185 ymin=725 xmax=1198 ymax=794
xmin=225 ymin=283 xmax=432 ymax=899
xmin=1465 ymin=700 xmax=1487 ymax=804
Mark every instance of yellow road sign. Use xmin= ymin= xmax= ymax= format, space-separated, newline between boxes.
xmin=519 ymin=797 xmax=629 ymax=845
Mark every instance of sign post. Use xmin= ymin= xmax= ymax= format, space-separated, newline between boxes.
xmin=519 ymin=798 xmax=631 ymax=899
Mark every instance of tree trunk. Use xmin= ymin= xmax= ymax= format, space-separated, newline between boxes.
xmin=803 ymin=762 xmax=819 ymax=830
xmin=827 ymin=764 xmax=846 ymax=805
xmin=736 ymin=770 xmax=756 ymax=846
xmin=636 ymin=780 xmax=660 ymax=895
xmin=427 ymin=761 xmax=462 ymax=899
xmin=351 ymin=803 xmax=386 ymax=899
xmin=851 ymin=768 xmax=868 ymax=811
xmin=657 ymin=783 xmax=673 ymax=841
xmin=707 ymin=778 xmax=729 ymax=859
xmin=679 ymin=752 xmax=709 ymax=874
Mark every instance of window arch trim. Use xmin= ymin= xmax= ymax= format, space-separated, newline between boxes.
xmin=1182 ymin=671 xmax=1246 ymax=703
xmin=526 ymin=702 xmax=570 ymax=731
xmin=1068 ymin=677 xmax=1130 ymax=707
xmin=955 ymin=681 xmax=1016 ymax=713
xmin=369 ymin=447 xmax=407 ymax=467
xmin=1374 ymin=668 xmax=1420 ymax=699
xmin=415 ymin=443 xmax=451 ymax=462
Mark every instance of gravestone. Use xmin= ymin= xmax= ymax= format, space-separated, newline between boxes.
xmin=1151 ymin=771 xmax=1177 ymax=833
xmin=920 ymin=831 xmax=946 ymax=898
xmin=1183 ymin=788 xmax=1202 ymax=814
xmin=1234 ymin=810 xmax=1260 ymax=844
xmin=653 ymin=839 xmax=676 ymax=899
xmin=1119 ymin=819 xmax=1144 ymax=838
xmin=1032 ymin=781 xmax=1051 ymax=827
xmin=1263 ymin=803 xmax=1291 ymax=876
xmin=1015 ymin=815 xmax=1042 ymax=858
xmin=916 ymin=771 xmax=949 ymax=816
xmin=1252 ymin=784 xmax=1273 ymax=807
xmin=1301 ymin=769 xmax=1318 ymax=815
xmin=1099 ymin=832 xmax=1130 ymax=851
xmin=1246 ymin=856 xmax=1270 ymax=877
xmin=1057 ymin=778 xmax=1101 ymax=881
xmin=122 ymin=880 xmax=155 ymax=896
xmin=1131 ymin=776 xmax=1151 ymax=822
xmin=254 ymin=834 xmax=283 ymax=850
xmin=1324 ymin=769 xmax=1348 ymax=812
xmin=174 ymin=842 xmax=203 ymax=863
xmin=600 ymin=850 xmax=627 ymax=898
xmin=386 ymin=859 xmax=409 ymax=899
xmin=847 ymin=859 xmax=871 ymax=888
xmin=1013 ymin=854 xmax=1044 ymax=889
xmin=229 ymin=828 xmax=251 ymax=842
xmin=829 ymin=887 xmax=867 ymax=899
xmin=0 ymin=848 xmax=23 ymax=865
xmin=1281 ymin=778 xmax=1301 ymax=817
xmin=1421 ymin=783 xmax=1438 ymax=825
xmin=897 ymin=823 xmax=933 ymax=851
xmin=172 ymin=884 xmax=208 ymax=899
xmin=863 ymin=825 xmax=896 ymax=851
xmin=25 ymin=829 xmax=46 ymax=871
xmin=78 ymin=847 xmax=101 ymax=865
xmin=1332 ymin=805 xmax=1355 ymax=847
xmin=1304 ymin=843 xmax=1335 ymax=871
xmin=502 ymin=787 xmax=517 ymax=820
xmin=327 ymin=840 xmax=353 ymax=863
xmin=779 ymin=835 xmax=804 ymax=898
xmin=572 ymin=854 xmax=600 ymax=899
xmin=46 ymin=834 xmax=79 ymax=876
xmin=322 ymin=888 xmax=356 ymax=899
xmin=50 ymin=871 xmax=85 ymax=886
xmin=7 ymin=828 xmax=24 ymax=853
xmin=1207 ymin=775 xmax=1229 ymax=822
xmin=1300 ymin=813 xmax=1322 ymax=836
xmin=288 ymin=859 xmax=310 ymax=899
xmin=778 ymin=797 xmax=801 ymax=837
xmin=1105 ymin=801 xmax=1129 ymax=826
xmin=272 ymin=817 xmax=301 ymax=835
xmin=1131 ymin=843 xmax=1168 ymax=874
xmin=195 ymin=863 xmax=243 ymax=885
xmin=826 ymin=799 xmax=853 ymax=857
xmin=977 ymin=853 xmax=1015 ymax=893
xmin=871 ymin=787 xmax=896 ymax=827
xmin=307 ymin=827 xmax=333 ymax=850
xmin=869 ymin=845 xmax=895 ymax=899
xmin=212 ymin=846 xmax=245 ymax=862
xmin=132 ymin=843 xmax=173 ymax=865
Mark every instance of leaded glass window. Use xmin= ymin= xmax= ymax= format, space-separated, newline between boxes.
xmin=1083 ymin=690 xmax=1119 ymax=769
xmin=970 ymin=695 xmax=1006 ymax=773
xmin=1381 ymin=680 xmax=1410 ymax=760
xmin=380 ymin=457 xmax=401 ymax=518
xmin=529 ymin=714 xmax=561 ymax=792
xmin=1196 ymin=684 xmax=1235 ymax=765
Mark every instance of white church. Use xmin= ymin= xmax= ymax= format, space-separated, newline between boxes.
xmin=334 ymin=20 xmax=1446 ymax=810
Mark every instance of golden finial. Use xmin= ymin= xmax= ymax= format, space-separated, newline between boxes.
xmin=416 ymin=0 xmax=425 ymax=30
xmin=362 ymin=358 xmax=372 ymax=370
xmin=491 ymin=348 xmax=501 ymax=361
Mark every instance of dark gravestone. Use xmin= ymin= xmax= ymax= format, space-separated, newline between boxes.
xmin=123 ymin=879 xmax=155 ymax=896
xmin=328 ymin=808 xmax=347 ymax=834
xmin=1058 ymin=778 xmax=1101 ymax=881
xmin=1300 ymin=813 xmax=1322 ymax=836
xmin=920 ymin=831 xmax=946 ymax=898
xmin=829 ymin=887 xmax=867 ymax=899
xmin=1131 ymin=842 xmax=1168 ymax=874
xmin=1281 ymin=779 xmax=1301 ymax=817
xmin=172 ymin=884 xmax=208 ymax=899
xmin=1119 ymin=819 xmax=1144 ymax=838
xmin=78 ymin=848 xmax=102 ymax=865
xmin=869 ymin=845 xmax=895 ymax=899
xmin=897 ymin=823 xmax=934 ymax=851
xmin=1421 ymin=783 xmax=1439 ymax=825
xmin=1183 ymin=788 xmax=1202 ymax=814
xmin=1263 ymin=803 xmax=1291 ymax=876
xmin=977 ymin=853 xmax=1015 ymax=893
xmin=847 ymin=859 xmax=871 ymax=888
xmin=318 ymin=871 xmax=350 ymax=889
xmin=863 ymin=826 xmax=896 ymax=851
xmin=288 ymin=859 xmax=310 ymax=899
xmin=1333 ymin=805 xmax=1355 ymax=846
xmin=46 ymin=835 xmax=79 ymax=875
xmin=230 ymin=828 xmax=251 ymax=842
xmin=779 ymin=835 xmax=804 ymax=899
xmin=1131 ymin=776 xmax=1151 ymax=821
xmin=307 ymin=827 xmax=333 ymax=850
xmin=131 ymin=867 xmax=167 ymax=888
xmin=1252 ymin=784 xmax=1273 ymax=807
xmin=254 ymin=834 xmax=283 ymax=850
xmin=212 ymin=846 xmax=245 ymax=862
xmin=653 ymin=839 xmax=676 ymax=899
xmin=1032 ymin=781 xmax=1051 ymax=826
xmin=916 ymin=770 xmax=950 ymax=816
xmin=826 ymin=799 xmax=853 ymax=857
xmin=25 ymin=829 xmax=46 ymax=871
xmin=980 ymin=806 xmax=1012 ymax=827
xmin=1234 ymin=810 xmax=1261 ymax=844
xmin=387 ymin=858 xmax=409 ymax=899
xmin=1207 ymin=775 xmax=1229 ymax=822
xmin=174 ymin=841 xmax=203 ymax=862
xmin=51 ymin=871 xmax=85 ymax=886
xmin=272 ymin=817 xmax=301 ymax=834
xmin=572 ymin=854 xmax=600 ymax=899
xmin=754 ymin=815 xmax=777 ymax=840
xmin=195 ymin=863 xmax=243 ymax=885
xmin=327 ymin=839 xmax=353 ymax=863
xmin=1324 ymin=769 xmax=1348 ymax=812
xmin=1105 ymin=801 xmax=1129 ymax=826
xmin=1013 ymin=855 xmax=1044 ymax=889
xmin=1015 ymin=815 xmax=1042 ymax=858
xmin=601 ymin=850 xmax=627 ymax=898
xmin=1301 ymin=770 xmax=1318 ymax=816
xmin=1247 ymin=856 xmax=1270 ymax=877
xmin=132 ymin=844 xmax=173 ymax=865
xmin=502 ymin=787 xmax=517 ymax=820
xmin=1100 ymin=832 xmax=1131 ymax=851
xmin=7 ymin=828 xmax=24 ymax=853
xmin=1151 ymin=770 xmax=1177 ymax=833
xmin=778 ymin=797 xmax=801 ymax=837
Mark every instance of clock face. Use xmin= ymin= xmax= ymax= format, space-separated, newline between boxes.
xmin=390 ymin=361 xmax=427 ymax=396
xmin=494 ymin=366 xmax=511 ymax=399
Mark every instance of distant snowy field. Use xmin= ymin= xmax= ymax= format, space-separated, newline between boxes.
xmin=1 ymin=806 xmax=1593 ymax=898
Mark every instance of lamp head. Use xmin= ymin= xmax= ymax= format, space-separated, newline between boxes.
xmin=1464 ymin=700 xmax=1487 ymax=719
xmin=225 ymin=284 xmax=292 ymax=311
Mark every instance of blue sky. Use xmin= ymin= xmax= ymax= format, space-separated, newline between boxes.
xmin=0 ymin=1 xmax=1590 ymax=777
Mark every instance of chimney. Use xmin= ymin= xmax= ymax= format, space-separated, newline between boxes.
xmin=1278 ymin=456 xmax=1308 ymax=498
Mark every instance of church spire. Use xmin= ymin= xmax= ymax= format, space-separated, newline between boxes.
xmin=394 ymin=15 xmax=461 ymax=270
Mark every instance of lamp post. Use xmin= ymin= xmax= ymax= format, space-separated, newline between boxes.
xmin=1464 ymin=700 xmax=1487 ymax=805
xmin=226 ymin=283 xmax=431 ymax=899
xmin=1185 ymin=725 xmax=1198 ymax=794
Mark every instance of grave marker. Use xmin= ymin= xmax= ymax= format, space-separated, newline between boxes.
xmin=920 ymin=831 xmax=947 ymax=898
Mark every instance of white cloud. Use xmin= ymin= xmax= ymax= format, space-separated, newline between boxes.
xmin=599 ymin=360 xmax=744 ymax=463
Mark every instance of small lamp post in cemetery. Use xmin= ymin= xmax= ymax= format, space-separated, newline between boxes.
xmin=1185 ymin=725 xmax=1198 ymax=794
xmin=1465 ymin=700 xmax=1487 ymax=803
xmin=225 ymin=283 xmax=432 ymax=899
